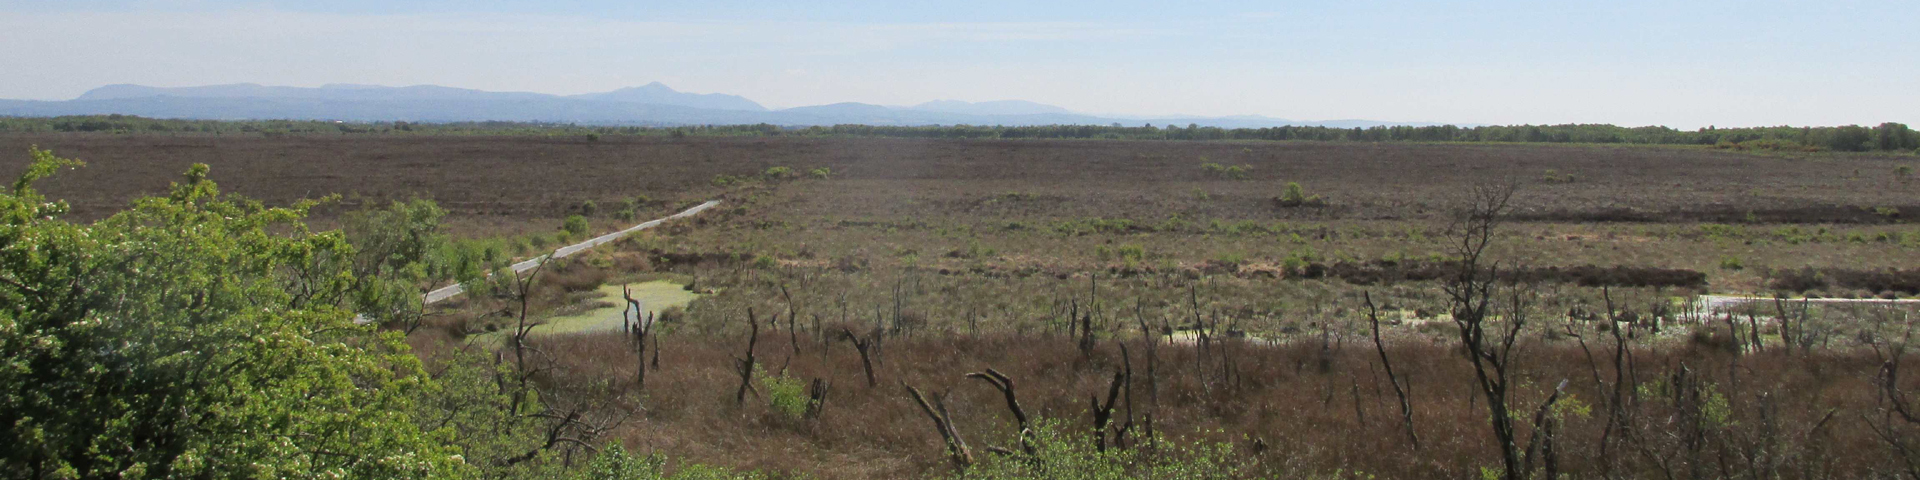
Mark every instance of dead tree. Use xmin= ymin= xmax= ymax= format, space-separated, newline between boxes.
xmin=805 ymin=378 xmax=831 ymax=419
xmin=842 ymin=327 xmax=878 ymax=388
xmin=1443 ymin=181 xmax=1534 ymax=480
xmin=1521 ymin=380 xmax=1569 ymax=478
xmin=781 ymin=283 xmax=801 ymax=357
xmin=1078 ymin=307 xmax=1096 ymax=359
xmin=967 ymin=368 xmax=1035 ymax=456
xmin=621 ymin=284 xmax=653 ymax=391
xmin=494 ymin=254 xmax=624 ymax=465
xmin=1365 ymin=291 xmax=1420 ymax=450
xmin=905 ymin=384 xmax=974 ymax=470
xmin=505 ymin=255 xmax=553 ymax=414
xmin=1868 ymin=327 xmax=1920 ymax=478
xmin=1773 ymin=295 xmax=1812 ymax=353
xmin=1080 ymin=275 xmax=1098 ymax=358
xmin=734 ymin=308 xmax=762 ymax=405
xmin=1067 ymin=298 xmax=1080 ymax=347
xmin=1134 ymin=303 xmax=1161 ymax=453
xmin=1116 ymin=343 xmax=1137 ymax=450
xmin=1595 ymin=287 xmax=1633 ymax=477
xmin=1091 ymin=368 xmax=1127 ymax=451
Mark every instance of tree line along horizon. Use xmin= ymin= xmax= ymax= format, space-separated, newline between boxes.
xmin=2 ymin=115 xmax=1916 ymax=153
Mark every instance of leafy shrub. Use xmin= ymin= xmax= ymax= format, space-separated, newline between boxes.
xmin=957 ymin=419 xmax=1248 ymax=480
xmin=573 ymin=444 xmax=768 ymax=480
xmin=1718 ymin=255 xmax=1744 ymax=271
xmin=948 ymin=239 xmax=996 ymax=259
xmin=1275 ymin=181 xmax=1326 ymax=207
xmin=763 ymin=166 xmax=794 ymax=180
xmin=579 ymin=199 xmax=599 ymax=217
xmin=1200 ymin=160 xmax=1251 ymax=180
xmin=809 ymin=167 xmax=833 ymax=179
xmin=758 ymin=369 xmax=811 ymax=419
xmin=563 ymin=214 xmax=591 ymax=236
xmin=1214 ymin=251 xmax=1246 ymax=265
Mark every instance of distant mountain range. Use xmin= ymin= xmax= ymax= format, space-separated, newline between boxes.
xmin=0 ymin=83 xmax=1447 ymax=129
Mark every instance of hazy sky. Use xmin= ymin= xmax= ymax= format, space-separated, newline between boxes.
xmin=1 ymin=0 xmax=1914 ymax=128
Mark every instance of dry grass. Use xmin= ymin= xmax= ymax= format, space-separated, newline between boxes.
xmin=499 ymin=327 xmax=1900 ymax=478
xmin=20 ymin=132 xmax=1920 ymax=477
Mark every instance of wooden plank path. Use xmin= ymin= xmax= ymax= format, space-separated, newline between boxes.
xmin=354 ymin=200 xmax=720 ymax=324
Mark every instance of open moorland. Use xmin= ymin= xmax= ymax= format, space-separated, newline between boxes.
xmin=9 ymin=132 xmax=1920 ymax=478
xmin=10 ymin=134 xmax=1920 ymax=224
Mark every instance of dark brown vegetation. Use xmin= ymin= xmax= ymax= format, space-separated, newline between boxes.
xmin=6 ymin=134 xmax=1917 ymax=229
xmin=508 ymin=322 xmax=1913 ymax=478
xmin=1767 ymin=267 xmax=1920 ymax=297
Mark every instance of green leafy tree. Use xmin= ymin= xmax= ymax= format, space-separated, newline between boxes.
xmin=343 ymin=199 xmax=451 ymax=332
xmin=0 ymin=148 xmax=465 ymax=478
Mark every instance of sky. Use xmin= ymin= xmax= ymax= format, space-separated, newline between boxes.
xmin=0 ymin=0 xmax=1914 ymax=128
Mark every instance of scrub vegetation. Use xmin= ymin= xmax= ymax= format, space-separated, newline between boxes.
xmin=7 ymin=126 xmax=1920 ymax=479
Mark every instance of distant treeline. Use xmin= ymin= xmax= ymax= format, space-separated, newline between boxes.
xmin=3 ymin=114 xmax=1916 ymax=152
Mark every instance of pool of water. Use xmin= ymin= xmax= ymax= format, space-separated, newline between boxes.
xmin=532 ymin=280 xmax=702 ymax=336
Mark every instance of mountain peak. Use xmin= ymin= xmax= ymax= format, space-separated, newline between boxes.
xmin=569 ymin=84 xmax=765 ymax=111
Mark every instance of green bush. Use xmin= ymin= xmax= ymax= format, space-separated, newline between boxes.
xmin=563 ymin=214 xmax=591 ymax=236
xmin=764 ymin=166 xmax=794 ymax=180
xmin=958 ymin=239 xmax=997 ymax=259
xmin=1200 ymin=160 xmax=1251 ymax=180
xmin=809 ymin=167 xmax=833 ymax=179
xmin=0 ymin=149 xmax=465 ymax=478
xmin=957 ymin=419 xmax=1248 ymax=480
xmin=573 ymin=444 xmax=768 ymax=480
xmin=1276 ymin=181 xmax=1325 ymax=207
xmin=1719 ymin=255 xmax=1744 ymax=271
xmin=758 ymin=369 xmax=811 ymax=419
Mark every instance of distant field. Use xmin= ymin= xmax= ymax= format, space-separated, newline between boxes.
xmin=8 ymin=133 xmax=1918 ymax=294
xmin=6 ymin=134 xmax=1915 ymax=229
